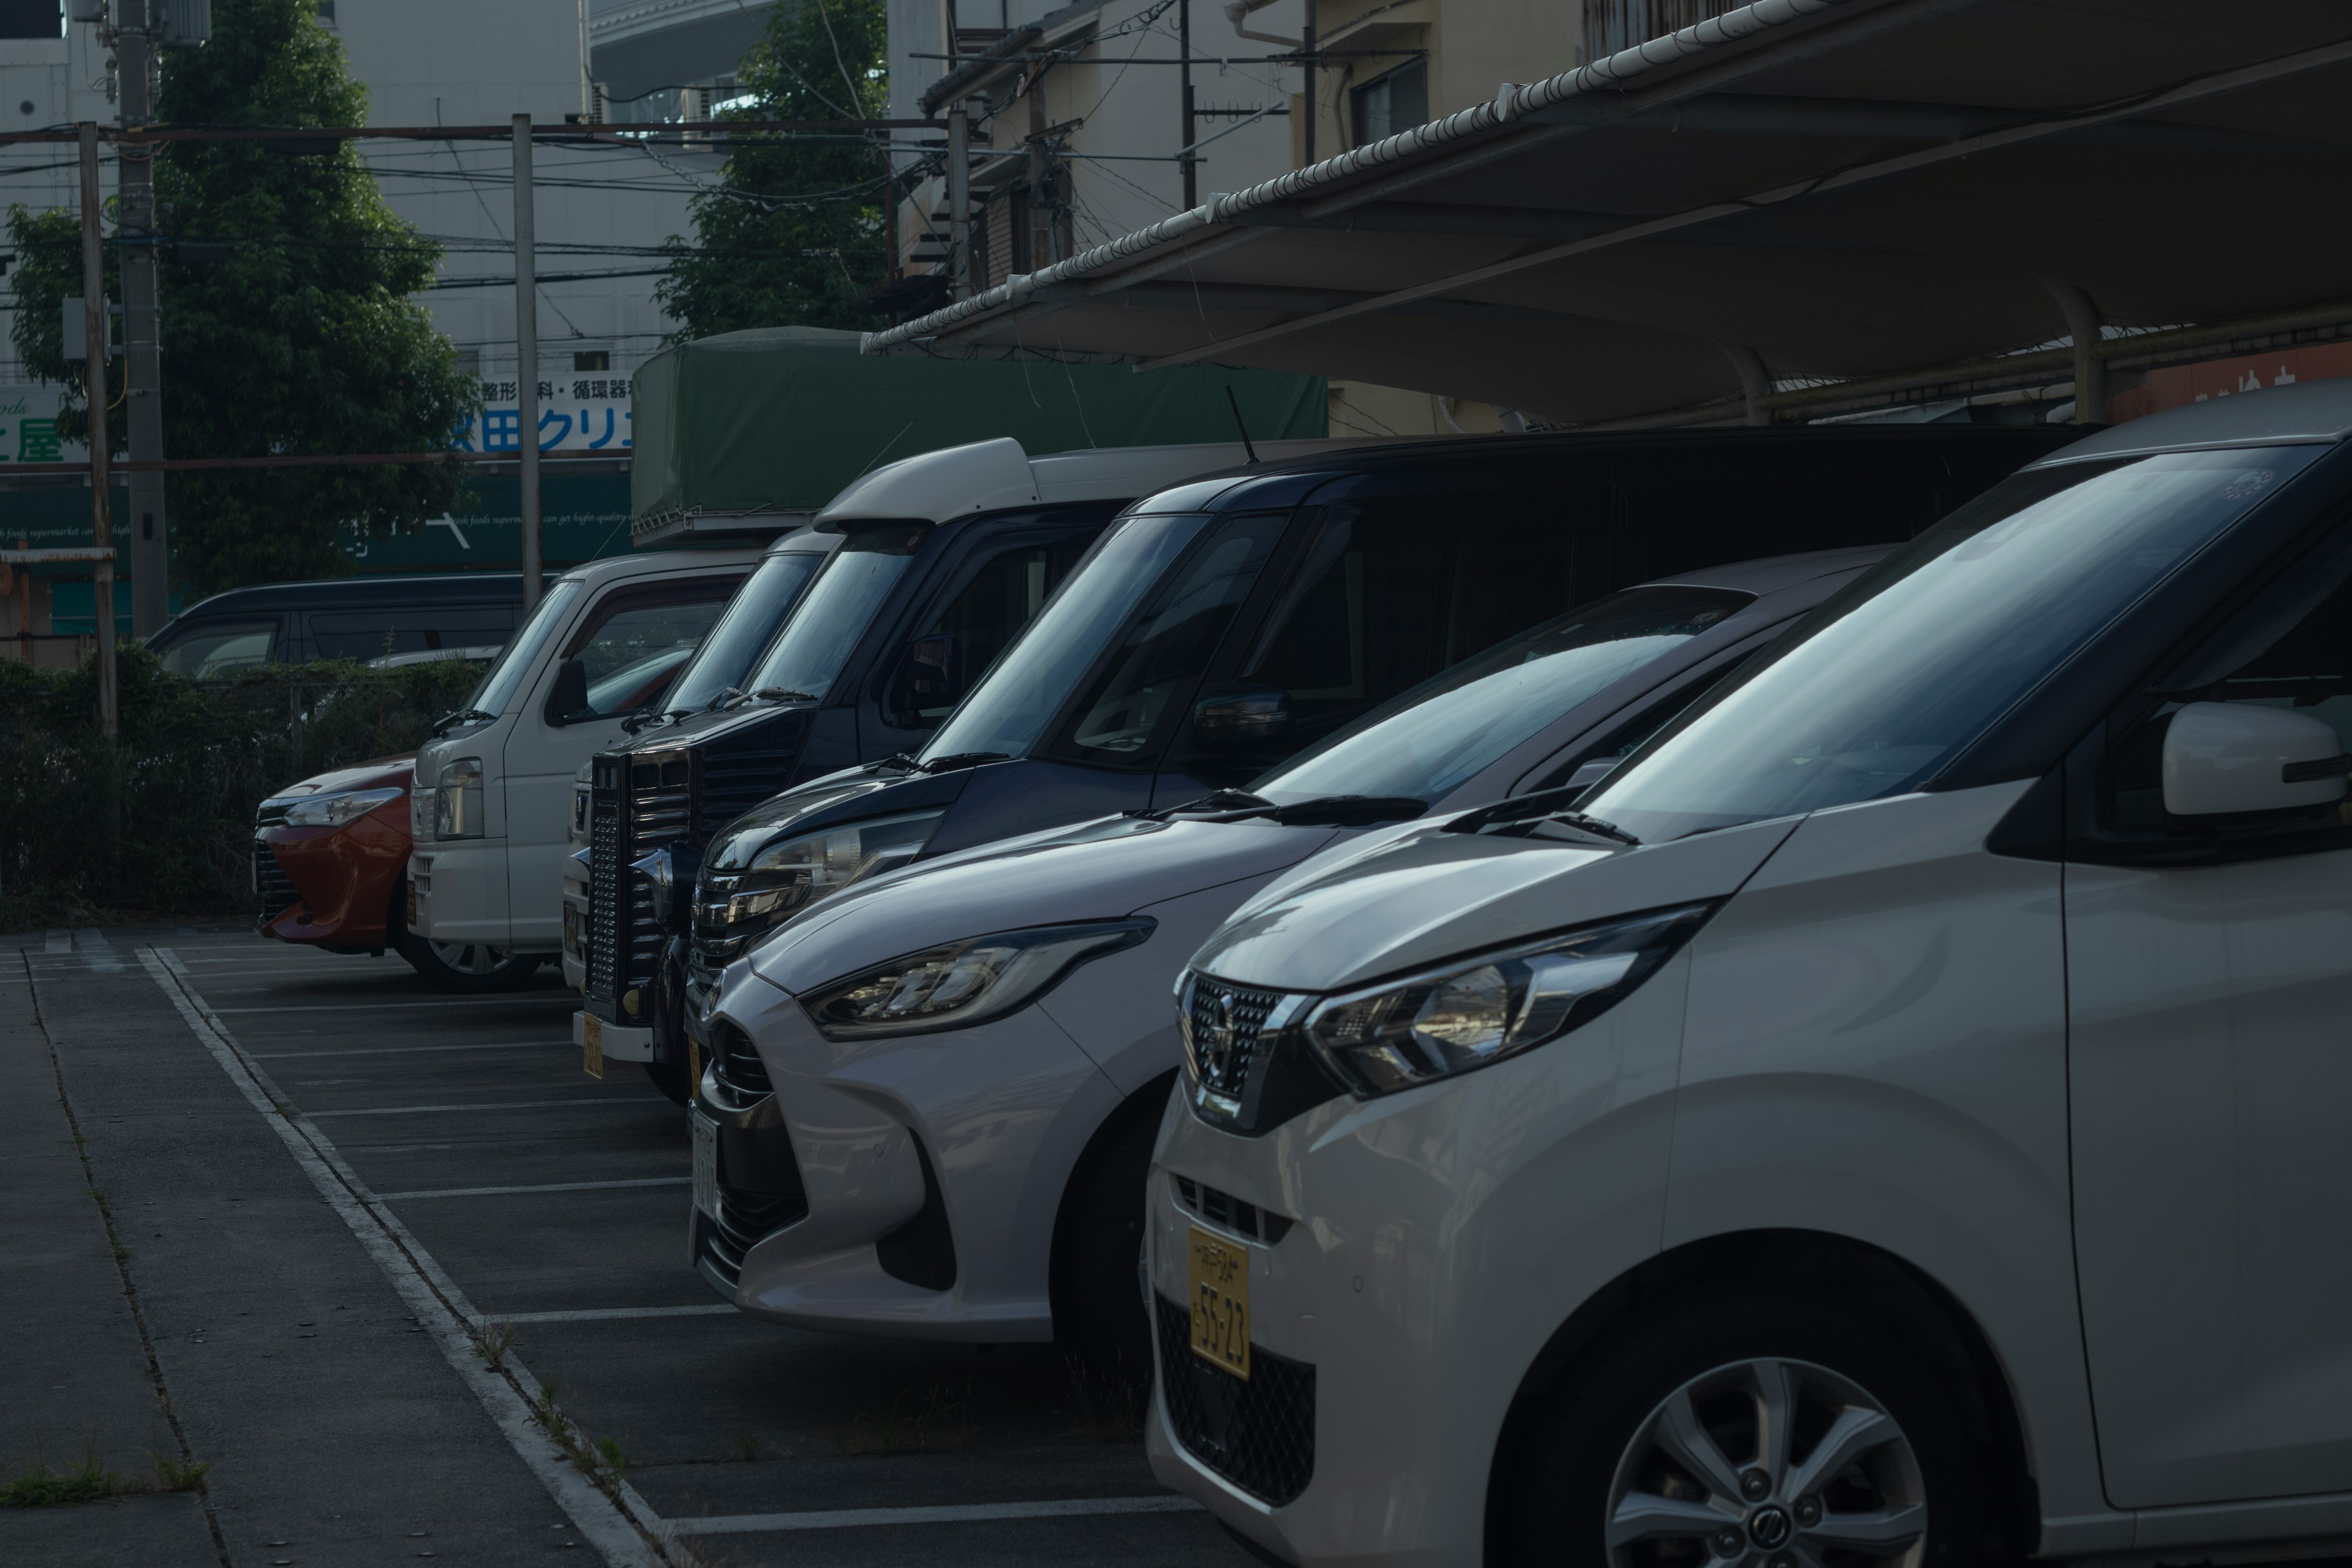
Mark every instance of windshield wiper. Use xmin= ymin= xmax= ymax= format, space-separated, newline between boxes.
xmin=702 ymin=687 xmax=744 ymax=711
xmin=1447 ymin=785 xmax=1639 ymax=845
xmin=1132 ymin=791 xmax=1428 ymax=827
xmin=918 ymin=751 xmax=1009 ymax=774
xmin=430 ymin=707 xmax=497 ymax=737
xmin=752 ymin=687 xmax=819 ymax=704
xmin=619 ymin=706 xmax=676 ymax=734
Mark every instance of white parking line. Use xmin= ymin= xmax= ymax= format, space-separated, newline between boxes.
xmin=499 ymin=1305 xmax=736 ymax=1324
xmin=309 ymin=1096 xmax=668 ymax=1118
xmin=43 ymin=929 xmax=69 ymax=953
xmin=134 ymin=948 xmax=669 ymax=1567
xmin=73 ymin=929 xmax=126 ymax=973
xmin=679 ymin=1496 xmax=1206 ymax=1534
xmin=251 ymin=1040 xmax=572 ymax=1059
xmin=213 ymin=1006 xmax=578 ymax=1020
xmin=382 ymin=1177 xmax=690 ymax=1200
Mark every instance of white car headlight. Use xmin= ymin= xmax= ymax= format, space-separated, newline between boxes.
xmin=801 ymin=919 xmax=1152 ymax=1041
xmin=433 ymin=758 xmax=484 ymax=839
xmin=1299 ymin=902 xmax=1716 ymax=1095
xmin=282 ymin=786 xmax=405 ymax=828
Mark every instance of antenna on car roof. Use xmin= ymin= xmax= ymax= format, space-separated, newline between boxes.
xmin=1224 ymin=385 xmax=1260 ymax=466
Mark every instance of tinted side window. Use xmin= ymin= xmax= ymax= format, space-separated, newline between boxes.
xmin=1039 ymin=511 xmax=1291 ymax=767
xmin=157 ymin=619 xmax=278 ymax=676
xmin=562 ymin=576 xmax=743 ymax=720
xmin=882 ymin=530 xmax=1100 ymax=729
xmin=309 ymin=604 xmax=514 ymax=661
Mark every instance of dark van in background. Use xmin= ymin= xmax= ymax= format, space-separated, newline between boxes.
xmin=148 ymin=572 xmax=557 ymax=676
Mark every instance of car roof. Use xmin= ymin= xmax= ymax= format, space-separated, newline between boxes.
xmin=2027 ymin=377 xmax=2352 ymax=466
xmin=170 ymin=572 xmax=546 ymax=620
xmin=1644 ymin=545 xmax=1891 ymax=597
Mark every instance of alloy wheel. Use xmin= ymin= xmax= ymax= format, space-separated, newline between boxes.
xmin=429 ymin=940 xmax=523 ymax=976
xmin=1605 ymin=1357 xmax=1926 ymax=1568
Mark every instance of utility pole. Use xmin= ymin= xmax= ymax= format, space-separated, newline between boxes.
xmin=947 ymin=105 xmax=971 ymax=299
xmin=1179 ymin=0 xmax=1196 ymax=208
xmin=512 ymin=113 xmax=541 ymax=609
xmin=118 ymin=5 xmax=168 ymax=639
xmin=77 ymin=123 xmax=118 ymax=738
xmin=1302 ymin=0 xmax=1316 ymax=166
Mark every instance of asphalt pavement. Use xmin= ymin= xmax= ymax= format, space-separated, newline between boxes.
xmin=2 ymin=924 xmax=1246 ymax=1568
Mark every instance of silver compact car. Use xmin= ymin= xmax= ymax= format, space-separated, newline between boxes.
xmin=686 ymin=549 xmax=1885 ymax=1373
xmin=1150 ymin=383 xmax=2352 ymax=1566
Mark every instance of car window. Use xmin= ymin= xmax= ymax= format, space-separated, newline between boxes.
xmin=560 ymin=575 xmax=742 ymax=720
xmin=919 ymin=512 xmax=1211 ymax=764
xmin=1582 ymin=447 xmax=2326 ymax=844
xmin=309 ymin=605 xmax=514 ymax=661
xmin=157 ymin=620 xmax=277 ymax=677
xmin=1039 ymin=511 xmax=1292 ymax=766
xmin=1167 ymin=499 xmax=1595 ymax=777
xmin=469 ymin=578 xmax=583 ymax=717
xmin=745 ymin=526 xmax=924 ymax=703
xmin=881 ymin=530 xmax=1100 ymax=729
xmin=1259 ymin=587 xmax=1752 ymax=804
xmin=661 ymin=549 xmax=830 ymax=715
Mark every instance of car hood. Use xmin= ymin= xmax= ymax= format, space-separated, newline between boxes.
xmin=745 ymin=815 xmax=1342 ymax=996
xmin=1191 ymin=811 xmax=1804 ymax=992
xmin=270 ymin=755 xmax=415 ymax=799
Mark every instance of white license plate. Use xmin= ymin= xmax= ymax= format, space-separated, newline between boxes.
xmin=692 ymin=1115 xmax=719 ymax=1221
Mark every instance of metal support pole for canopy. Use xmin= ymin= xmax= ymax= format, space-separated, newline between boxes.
xmin=514 ymin=113 xmax=543 ymax=606
xmin=2042 ymin=279 xmax=2107 ymax=424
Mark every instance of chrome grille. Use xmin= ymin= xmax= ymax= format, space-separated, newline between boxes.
xmin=1183 ymin=976 xmax=1281 ymax=1107
xmin=586 ymin=761 xmax=622 ymax=1007
xmin=620 ymin=754 xmax=692 ymax=1003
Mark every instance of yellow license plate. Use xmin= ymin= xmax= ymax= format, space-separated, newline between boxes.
xmin=688 ymin=1036 xmax=701 ymax=1093
xmin=582 ymin=1014 xmax=604 ymax=1079
xmin=1188 ymin=1225 xmax=1251 ymax=1380
xmin=405 ymin=880 xmax=417 ymax=926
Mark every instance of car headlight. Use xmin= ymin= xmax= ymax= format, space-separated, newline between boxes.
xmin=433 ymin=758 xmax=484 ymax=839
xmin=699 ymin=809 xmax=946 ymax=951
xmin=1300 ymin=902 xmax=1716 ymax=1095
xmin=802 ymin=919 xmax=1153 ymax=1041
xmin=282 ymin=786 xmax=405 ymax=828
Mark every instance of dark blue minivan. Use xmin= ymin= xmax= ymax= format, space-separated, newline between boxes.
xmin=672 ymin=424 xmax=2081 ymax=1055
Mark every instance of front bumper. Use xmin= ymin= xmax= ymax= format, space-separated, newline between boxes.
xmin=406 ymin=837 xmax=511 ymax=946
xmin=255 ymin=815 xmax=406 ymax=951
xmin=574 ymin=1009 xmax=653 ymax=1065
xmin=690 ymin=967 xmax=1126 ymax=1342
xmin=1144 ymin=956 xmax=1692 ymax=1567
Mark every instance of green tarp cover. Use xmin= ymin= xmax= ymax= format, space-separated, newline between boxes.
xmin=630 ymin=327 xmax=1327 ymax=525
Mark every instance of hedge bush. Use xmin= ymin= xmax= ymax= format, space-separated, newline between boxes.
xmin=0 ymin=645 xmax=483 ymax=928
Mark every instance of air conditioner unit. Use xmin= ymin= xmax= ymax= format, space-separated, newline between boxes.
xmin=159 ymin=0 xmax=209 ymax=45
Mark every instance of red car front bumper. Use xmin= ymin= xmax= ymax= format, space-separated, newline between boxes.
xmin=253 ymin=756 xmax=415 ymax=954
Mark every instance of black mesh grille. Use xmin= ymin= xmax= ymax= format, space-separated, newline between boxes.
xmin=1185 ymin=976 xmax=1281 ymax=1105
xmin=1155 ymin=1292 xmax=1316 ymax=1506
xmin=712 ymin=1020 xmax=773 ymax=1099
xmin=252 ymin=841 xmax=298 ymax=920
xmin=587 ymin=750 xmax=692 ymax=1019
xmin=586 ymin=761 xmax=622 ymax=1007
xmin=1174 ymin=1175 xmax=1293 ymax=1246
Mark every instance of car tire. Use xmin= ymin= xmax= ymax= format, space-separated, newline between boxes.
xmin=1057 ymin=1104 xmax=1159 ymax=1388
xmin=391 ymin=877 xmax=545 ymax=993
xmin=645 ymin=1060 xmax=692 ymax=1109
xmin=1493 ymin=1286 xmax=1991 ymax=1568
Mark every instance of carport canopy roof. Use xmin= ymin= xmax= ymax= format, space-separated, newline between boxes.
xmin=868 ymin=0 xmax=2352 ymax=427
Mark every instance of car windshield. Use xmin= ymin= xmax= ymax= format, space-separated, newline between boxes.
xmin=744 ymin=526 xmax=922 ymax=701
xmin=919 ymin=511 xmax=1212 ymax=763
xmin=1258 ymin=586 xmax=1753 ymax=804
xmin=663 ymin=549 xmax=829 ymax=712
xmin=467 ymin=577 xmax=582 ymax=717
xmin=1582 ymin=446 xmax=2325 ymax=843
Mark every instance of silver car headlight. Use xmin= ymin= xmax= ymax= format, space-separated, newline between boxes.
xmin=1301 ymin=902 xmax=1716 ymax=1095
xmin=700 ymin=809 xmax=946 ymax=950
xmin=802 ymin=919 xmax=1153 ymax=1041
xmin=433 ymin=758 xmax=484 ymax=839
xmin=282 ymin=786 xmax=405 ymax=828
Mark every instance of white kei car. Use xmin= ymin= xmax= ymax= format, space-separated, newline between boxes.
xmin=687 ymin=552 xmax=1889 ymax=1371
xmin=1149 ymin=383 xmax=2352 ymax=1567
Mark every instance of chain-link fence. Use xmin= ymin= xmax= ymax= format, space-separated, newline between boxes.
xmin=0 ymin=646 xmax=483 ymax=927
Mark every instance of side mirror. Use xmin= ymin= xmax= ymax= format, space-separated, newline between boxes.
xmin=1190 ymin=687 xmax=1291 ymax=753
xmin=544 ymin=657 xmax=593 ymax=725
xmin=2163 ymin=701 xmax=2348 ymax=818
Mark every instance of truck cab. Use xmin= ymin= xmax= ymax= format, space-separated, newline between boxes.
xmin=406 ymin=547 xmax=764 ymax=982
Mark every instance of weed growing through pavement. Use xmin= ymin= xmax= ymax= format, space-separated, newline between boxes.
xmin=823 ymin=1381 xmax=967 ymax=1457
xmin=728 ymin=1431 xmax=760 ymax=1462
xmin=0 ymin=1444 xmax=211 ymax=1507
xmin=1061 ymin=1357 xmax=1145 ymax=1443
xmin=522 ymin=1382 xmax=634 ymax=1485
xmin=468 ymin=1317 xmax=517 ymax=1371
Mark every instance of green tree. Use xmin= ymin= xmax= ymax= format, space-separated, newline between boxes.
xmin=655 ymin=0 xmax=891 ymax=339
xmin=6 ymin=0 xmax=477 ymax=598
